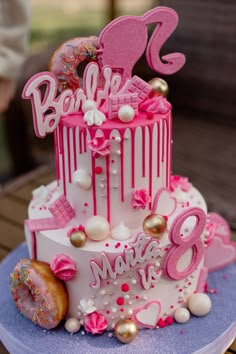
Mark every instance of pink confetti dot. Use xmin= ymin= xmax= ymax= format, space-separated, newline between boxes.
xmin=94 ymin=166 xmax=103 ymax=174
xmin=84 ymin=202 xmax=88 ymax=207
xmin=121 ymin=284 xmax=130 ymax=292
xmin=180 ymin=329 xmax=185 ymax=334
xmin=116 ymin=297 xmax=124 ymax=306
xmin=105 ymin=243 xmax=109 ymax=247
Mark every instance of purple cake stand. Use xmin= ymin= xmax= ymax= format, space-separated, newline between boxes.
xmin=0 ymin=243 xmax=235 ymax=354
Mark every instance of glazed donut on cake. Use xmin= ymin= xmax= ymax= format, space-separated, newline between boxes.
xmin=49 ymin=36 xmax=98 ymax=92
xmin=10 ymin=258 xmax=68 ymax=329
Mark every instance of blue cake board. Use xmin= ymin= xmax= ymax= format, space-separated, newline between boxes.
xmin=0 ymin=243 xmax=235 ymax=354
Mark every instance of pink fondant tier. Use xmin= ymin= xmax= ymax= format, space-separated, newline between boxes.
xmin=56 ymin=110 xmax=171 ymax=229
xmin=24 ymin=179 xmax=208 ymax=330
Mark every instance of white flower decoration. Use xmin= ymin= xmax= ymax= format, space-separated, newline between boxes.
xmin=84 ymin=108 xmax=106 ymax=126
xmin=78 ymin=299 xmax=97 ymax=314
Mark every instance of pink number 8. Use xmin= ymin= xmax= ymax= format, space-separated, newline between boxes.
xmin=163 ymin=208 xmax=206 ymax=280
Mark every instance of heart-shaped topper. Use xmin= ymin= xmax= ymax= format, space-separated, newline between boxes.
xmin=152 ymin=187 xmax=177 ymax=217
xmin=132 ymin=301 xmax=161 ymax=329
xmin=207 ymin=213 xmax=231 ymax=242
xmin=205 ymin=236 xmax=236 ymax=272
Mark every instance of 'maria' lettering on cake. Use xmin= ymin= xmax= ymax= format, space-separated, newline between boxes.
xmin=90 ymin=233 xmax=162 ymax=289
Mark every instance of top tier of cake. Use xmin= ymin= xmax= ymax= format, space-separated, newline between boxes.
xmin=55 ymin=106 xmax=171 ymax=230
xmin=22 ymin=6 xmax=186 ymax=232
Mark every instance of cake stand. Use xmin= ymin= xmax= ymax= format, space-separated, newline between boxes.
xmin=0 ymin=243 xmax=235 ymax=354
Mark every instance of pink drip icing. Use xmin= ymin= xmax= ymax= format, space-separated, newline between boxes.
xmin=90 ymin=130 xmax=97 ymax=215
xmin=73 ymin=127 xmax=77 ymax=171
xmin=148 ymin=125 xmax=153 ymax=209
xmin=162 ymin=119 xmax=165 ymax=163
xmin=168 ymin=112 xmax=172 ymax=188
xmin=79 ymin=129 xmax=83 ymax=154
xmin=157 ymin=121 xmax=160 ymax=177
xmin=31 ymin=231 xmax=37 ymax=259
xmin=83 ymin=130 xmax=87 ymax=152
xmin=67 ymin=128 xmax=72 ymax=183
xmin=165 ymin=118 xmax=170 ymax=188
xmin=120 ymin=130 xmax=125 ymax=202
xmin=54 ymin=128 xmax=60 ymax=182
xmin=141 ymin=126 xmax=146 ymax=177
xmin=130 ymin=128 xmax=136 ymax=188
xmin=105 ymin=155 xmax=110 ymax=222
xmin=60 ymin=126 xmax=67 ymax=195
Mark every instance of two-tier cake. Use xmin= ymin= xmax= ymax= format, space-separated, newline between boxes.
xmin=9 ymin=6 xmax=236 ymax=344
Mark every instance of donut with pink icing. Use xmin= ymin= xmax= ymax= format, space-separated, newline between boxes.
xmin=10 ymin=258 xmax=68 ymax=329
xmin=49 ymin=36 xmax=98 ymax=92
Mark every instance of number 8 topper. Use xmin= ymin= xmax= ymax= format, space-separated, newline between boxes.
xmin=163 ymin=207 xmax=206 ymax=280
xmin=97 ymin=6 xmax=186 ymax=83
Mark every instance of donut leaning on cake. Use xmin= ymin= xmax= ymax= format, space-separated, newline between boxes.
xmin=10 ymin=259 xmax=68 ymax=329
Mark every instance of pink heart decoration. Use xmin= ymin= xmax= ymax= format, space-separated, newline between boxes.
xmin=205 ymin=236 xmax=236 ymax=272
xmin=152 ymin=187 xmax=177 ymax=216
xmin=132 ymin=301 xmax=161 ymax=328
xmin=207 ymin=213 xmax=231 ymax=242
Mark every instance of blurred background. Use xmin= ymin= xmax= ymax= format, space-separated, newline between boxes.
xmin=0 ymin=0 xmax=235 ymax=227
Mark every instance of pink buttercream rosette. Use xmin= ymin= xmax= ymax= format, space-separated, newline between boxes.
xmin=170 ymin=175 xmax=192 ymax=192
xmin=50 ymin=254 xmax=77 ymax=281
xmin=87 ymin=135 xmax=110 ymax=156
xmin=132 ymin=189 xmax=151 ymax=209
xmin=139 ymin=96 xmax=172 ymax=114
xmin=84 ymin=312 xmax=108 ymax=334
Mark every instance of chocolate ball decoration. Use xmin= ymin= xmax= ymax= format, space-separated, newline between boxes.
xmin=142 ymin=214 xmax=167 ymax=239
xmin=148 ymin=78 xmax=169 ymax=97
xmin=70 ymin=231 xmax=87 ymax=248
xmin=114 ymin=319 xmax=138 ymax=344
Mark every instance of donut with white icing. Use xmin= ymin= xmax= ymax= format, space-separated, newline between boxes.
xmin=10 ymin=258 xmax=68 ymax=329
xmin=49 ymin=36 xmax=98 ymax=92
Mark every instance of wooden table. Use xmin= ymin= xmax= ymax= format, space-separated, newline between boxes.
xmin=0 ymin=165 xmax=235 ymax=354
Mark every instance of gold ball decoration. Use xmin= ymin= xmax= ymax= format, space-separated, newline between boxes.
xmin=114 ymin=319 xmax=138 ymax=344
xmin=148 ymin=78 xmax=169 ymax=97
xmin=142 ymin=214 xmax=167 ymax=239
xmin=70 ymin=231 xmax=87 ymax=248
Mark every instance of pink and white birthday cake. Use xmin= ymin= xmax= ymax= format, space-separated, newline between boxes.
xmin=9 ymin=6 xmax=236 ymax=344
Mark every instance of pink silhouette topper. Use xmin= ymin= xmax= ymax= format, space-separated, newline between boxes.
xmin=98 ymin=6 xmax=185 ymax=82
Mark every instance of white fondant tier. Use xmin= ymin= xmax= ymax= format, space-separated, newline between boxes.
xmin=55 ymin=111 xmax=171 ymax=229
xmin=25 ymin=181 xmax=207 ymax=329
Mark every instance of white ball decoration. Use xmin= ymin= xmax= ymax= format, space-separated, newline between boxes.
xmin=64 ymin=318 xmax=81 ymax=333
xmin=187 ymin=293 xmax=212 ymax=317
xmin=85 ymin=215 xmax=110 ymax=241
xmin=174 ymin=308 xmax=190 ymax=324
xmin=82 ymin=99 xmax=97 ymax=113
xmin=72 ymin=169 xmax=92 ymax=190
xmin=118 ymin=105 xmax=135 ymax=123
